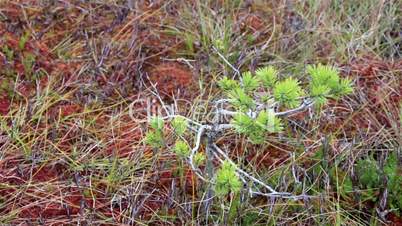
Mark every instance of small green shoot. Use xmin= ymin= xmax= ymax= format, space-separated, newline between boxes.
xmin=215 ymin=161 xmax=242 ymax=196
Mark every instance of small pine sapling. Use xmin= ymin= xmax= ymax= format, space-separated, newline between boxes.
xmin=144 ymin=64 xmax=353 ymax=199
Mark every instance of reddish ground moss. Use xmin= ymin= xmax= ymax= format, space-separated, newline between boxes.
xmin=147 ymin=62 xmax=194 ymax=97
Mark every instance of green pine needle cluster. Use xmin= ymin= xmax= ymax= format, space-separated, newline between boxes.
xmin=231 ymin=113 xmax=254 ymax=132
xmin=145 ymin=116 xmax=165 ymax=148
xmin=273 ymin=78 xmax=304 ymax=108
xmin=144 ymin=130 xmax=164 ymax=148
xmin=215 ymin=161 xmax=242 ymax=196
xmin=255 ymin=66 xmax=277 ymax=88
xmin=150 ymin=116 xmax=164 ymax=130
xmin=171 ymin=116 xmax=188 ymax=136
xmin=232 ymin=110 xmax=282 ymax=144
xmin=228 ymin=88 xmax=255 ymax=111
xmin=193 ymin=152 xmax=206 ymax=166
xmin=171 ymin=116 xmax=191 ymax=158
xmin=307 ymin=64 xmax=353 ymax=104
xmin=310 ymin=84 xmax=330 ymax=105
xmin=173 ymin=140 xmax=190 ymax=157
xmin=256 ymin=109 xmax=283 ymax=133
xmin=218 ymin=76 xmax=240 ymax=91
xmin=145 ymin=116 xmax=191 ymax=153
xmin=219 ymin=66 xmax=306 ymax=110
xmin=241 ymin=71 xmax=259 ymax=93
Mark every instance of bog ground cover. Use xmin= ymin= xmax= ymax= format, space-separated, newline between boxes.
xmin=0 ymin=1 xmax=401 ymax=225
